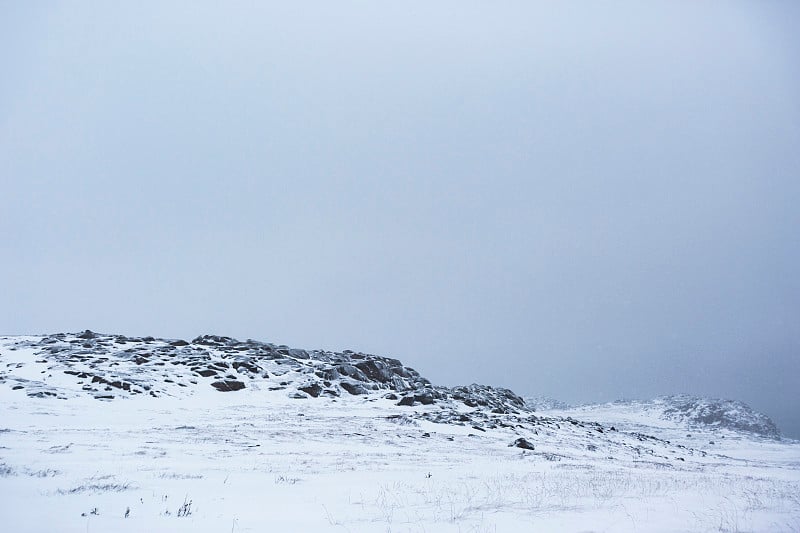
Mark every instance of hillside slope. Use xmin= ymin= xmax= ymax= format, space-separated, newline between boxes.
xmin=1 ymin=332 xmax=798 ymax=532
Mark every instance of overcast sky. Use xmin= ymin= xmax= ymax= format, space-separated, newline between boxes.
xmin=2 ymin=2 xmax=798 ymax=436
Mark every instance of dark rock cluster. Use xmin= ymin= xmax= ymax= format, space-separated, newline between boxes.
xmin=4 ymin=331 xmax=529 ymax=415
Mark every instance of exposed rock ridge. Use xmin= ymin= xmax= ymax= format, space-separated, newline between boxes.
xmin=0 ymin=331 xmax=525 ymax=414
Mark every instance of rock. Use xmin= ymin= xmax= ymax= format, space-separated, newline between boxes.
xmin=28 ymin=391 xmax=56 ymax=398
xmin=299 ymin=384 xmax=323 ymax=398
xmin=355 ymin=360 xmax=393 ymax=383
xmin=211 ymin=380 xmax=245 ymax=392
xmin=320 ymin=368 xmax=340 ymax=380
xmin=192 ymin=335 xmax=235 ymax=346
xmin=389 ymin=376 xmax=412 ymax=391
xmin=232 ymin=361 xmax=260 ymax=374
xmin=397 ymin=396 xmax=416 ymax=406
xmin=78 ymin=330 xmax=97 ymax=340
xmin=509 ymin=437 xmax=535 ymax=450
xmin=288 ymin=349 xmax=309 ymax=360
xmin=108 ymin=381 xmax=128 ymax=390
xmin=169 ymin=340 xmax=189 ymax=347
xmin=337 ymin=364 xmax=368 ymax=382
xmin=450 ymin=385 xmax=526 ymax=411
xmin=414 ymin=392 xmax=436 ymax=405
xmin=341 ymin=382 xmax=368 ymax=395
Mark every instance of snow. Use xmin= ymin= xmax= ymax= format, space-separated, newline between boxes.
xmin=1 ymin=334 xmax=799 ymax=532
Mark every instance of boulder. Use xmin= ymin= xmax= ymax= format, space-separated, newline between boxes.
xmin=509 ymin=437 xmax=535 ymax=450
xmin=414 ymin=391 xmax=436 ymax=405
xmin=232 ymin=361 xmax=260 ymax=374
xmin=299 ymin=384 xmax=323 ymax=398
xmin=337 ymin=364 xmax=368 ymax=382
xmin=211 ymin=380 xmax=245 ymax=392
xmin=397 ymin=396 xmax=415 ymax=406
xmin=340 ymin=382 xmax=368 ymax=395
xmin=354 ymin=360 xmax=393 ymax=382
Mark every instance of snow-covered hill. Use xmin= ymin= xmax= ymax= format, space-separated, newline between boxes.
xmin=659 ymin=395 xmax=781 ymax=438
xmin=0 ymin=330 xmax=524 ymax=412
xmin=1 ymin=332 xmax=798 ymax=532
xmin=537 ymin=396 xmax=782 ymax=439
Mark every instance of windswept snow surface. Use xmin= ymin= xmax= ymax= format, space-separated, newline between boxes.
xmin=1 ymin=333 xmax=798 ymax=532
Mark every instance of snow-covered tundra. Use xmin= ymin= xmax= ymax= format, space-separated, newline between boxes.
xmin=1 ymin=332 xmax=798 ymax=532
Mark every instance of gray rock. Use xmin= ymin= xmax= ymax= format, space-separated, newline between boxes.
xmin=211 ymin=380 xmax=245 ymax=392
xmin=341 ymin=382 xmax=368 ymax=395
xmin=299 ymin=384 xmax=323 ymax=398
xmin=509 ymin=437 xmax=535 ymax=450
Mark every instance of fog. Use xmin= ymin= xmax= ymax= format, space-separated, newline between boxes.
xmin=2 ymin=2 xmax=798 ymax=436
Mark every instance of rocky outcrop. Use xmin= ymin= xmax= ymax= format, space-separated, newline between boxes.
xmin=660 ymin=395 xmax=780 ymax=439
xmin=9 ymin=332 xmax=780 ymax=441
xmin=2 ymin=332 xmax=530 ymax=415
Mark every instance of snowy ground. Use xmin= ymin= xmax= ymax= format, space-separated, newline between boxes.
xmin=1 ymin=338 xmax=799 ymax=532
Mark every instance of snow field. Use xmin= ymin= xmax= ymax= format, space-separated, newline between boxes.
xmin=1 ymin=389 xmax=799 ymax=532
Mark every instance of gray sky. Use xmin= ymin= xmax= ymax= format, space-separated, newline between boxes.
xmin=2 ymin=2 xmax=799 ymax=436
